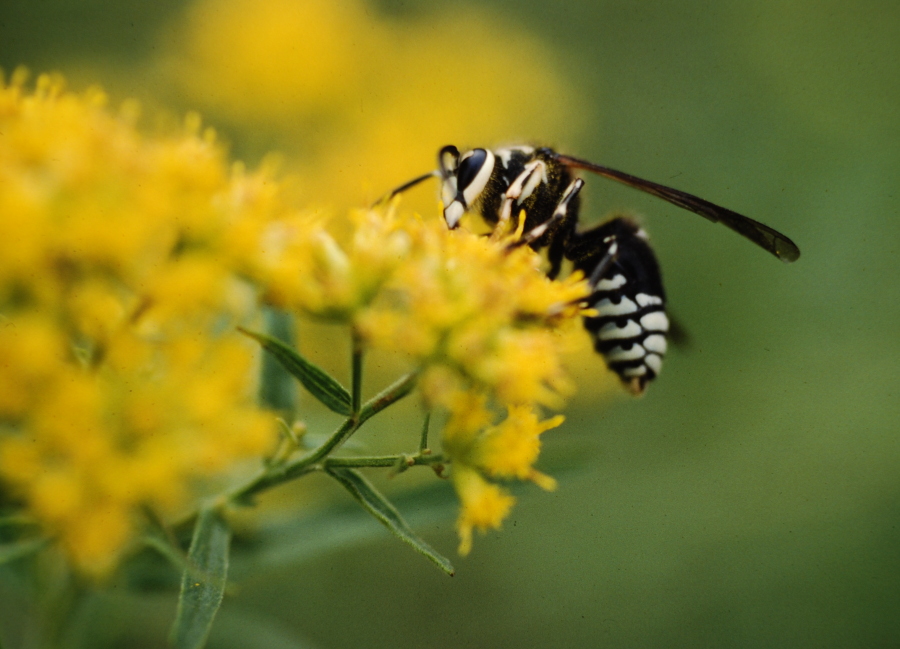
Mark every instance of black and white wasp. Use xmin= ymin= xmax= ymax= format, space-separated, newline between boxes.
xmin=380 ymin=145 xmax=800 ymax=395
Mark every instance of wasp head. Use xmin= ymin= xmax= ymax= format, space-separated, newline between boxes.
xmin=438 ymin=145 xmax=496 ymax=229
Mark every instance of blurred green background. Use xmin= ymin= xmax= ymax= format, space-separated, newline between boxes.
xmin=2 ymin=0 xmax=898 ymax=647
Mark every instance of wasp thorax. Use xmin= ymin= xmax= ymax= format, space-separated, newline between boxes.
xmin=440 ymin=146 xmax=495 ymax=229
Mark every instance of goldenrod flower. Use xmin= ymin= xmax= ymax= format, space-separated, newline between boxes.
xmin=252 ymin=208 xmax=410 ymax=320
xmin=452 ymin=465 xmax=516 ymax=556
xmin=248 ymin=202 xmax=587 ymax=554
xmin=0 ymin=72 xmax=278 ymax=576
xmin=355 ymin=208 xmax=588 ymax=408
xmin=474 ymin=406 xmax=563 ymax=489
xmin=442 ymin=397 xmax=563 ymax=553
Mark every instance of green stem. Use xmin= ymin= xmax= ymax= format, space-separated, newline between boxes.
xmin=229 ymin=370 xmax=419 ymax=504
xmin=356 ymin=370 xmax=418 ymax=424
xmin=351 ymin=329 xmax=364 ymax=415
xmin=324 ymin=453 xmax=445 ymax=469
xmin=419 ymin=412 xmax=431 ymax=452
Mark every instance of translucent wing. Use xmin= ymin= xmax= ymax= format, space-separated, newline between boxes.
xmin=555 ymin=154 xmax=800 ymax=263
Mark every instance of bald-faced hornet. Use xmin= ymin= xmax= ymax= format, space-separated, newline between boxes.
xmin=380 ymin=145 xmax=800 ymax=394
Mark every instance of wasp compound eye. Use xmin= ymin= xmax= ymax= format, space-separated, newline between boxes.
xmin=456 ymin=149 xmax=488 ymax=192
xmin=442 ymin=148 xmax=496 ymax=229
xmin=456 ymin=149 xmax=495 ymax=208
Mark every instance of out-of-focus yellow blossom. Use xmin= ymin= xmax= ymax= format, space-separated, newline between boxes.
xmin=0 ymin=71 xmax=279 ymax=576
xmin=159 ymin=0 xmax=585 ymax=211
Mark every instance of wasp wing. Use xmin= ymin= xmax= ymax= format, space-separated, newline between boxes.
xmin=555 ymin=154 xmax=800 ymax=263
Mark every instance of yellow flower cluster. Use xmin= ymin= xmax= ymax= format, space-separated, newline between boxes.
xmin=252 ymin=202 xmax=590 ymax=553
xmin=0 ymin=71 xmax=279 ymax=575
xmin=356 ymin=212 xmax=587 ymax=408
xmin=441 ymin=396 xmax=565 ymax=555
xmin=251 ymin=208 xmax=411 ymax=321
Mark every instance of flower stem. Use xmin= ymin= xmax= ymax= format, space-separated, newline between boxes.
xmin=419 ymin=412 xmax=431 ymax=452
xmin=351 ymin=329 xmax=364 ymax=415
xmin=229 ymin=370 xmax=419 ymax=504
xmin=324 ymin=453 xmax=445 ymax=469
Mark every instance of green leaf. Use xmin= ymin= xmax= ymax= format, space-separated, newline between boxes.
xmin=171 ymin=507 xmax=231 ymax=649
xmin=239 ymin=327 xmax=352 ymax=416
xmin=257 ymin=309 xmax=298 ymax=413
xmin=325 ymin=467 xmax=454 ymax=576
xmin=0 ymin=537 xmax=47 ymax=565
xmin=142 ymin=534 xmax=192 ymax=577
xmin=139 ymin=506 xmax=194 ymax=577
xmin=228 ymin=481 xmax=456 ymax=579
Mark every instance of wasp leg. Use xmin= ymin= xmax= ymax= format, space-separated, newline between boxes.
xmin=506 ymin=178 xmax=584 ymax=278
xmin=585 ymin=239 xmax=619 ymax=288
xmin=565 ymin=220 xmax=622 ymax=289
xmin=492 ymin=159 xmax=548 ymax=241
xmin=507 ymin=178 xmax=584 ymax=249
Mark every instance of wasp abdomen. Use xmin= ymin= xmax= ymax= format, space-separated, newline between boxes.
xmin=584 ymin=294 xmax=669 ymax=395
xmin=575 ymin=217 xmax=670 ymax=395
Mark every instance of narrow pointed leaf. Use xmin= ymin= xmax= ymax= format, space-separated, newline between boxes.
xmin=228 ymin=481 xmax=456 ymax=578
xmin=257 ymin=308 xmax=298 ymax=413
xmin=239 ymin=328 xmax=352 ymax=416
xmin=0 ymin=537 xmax=47 ymax=565
xmin=142 ymin=534 xmax=193 ymax=577
xmin=172 ymin=507 xmax=231 ymax=649
xmin=140 ymin=507 xmax=195 ymax=576
xmin=326 ymin=467 xmax=454 ymax=575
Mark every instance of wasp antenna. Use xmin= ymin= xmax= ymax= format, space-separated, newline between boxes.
xmin=371 ymin=171 xmax=439 ymax=208
xmin=555 ymin=154 xmax=800 ymax=263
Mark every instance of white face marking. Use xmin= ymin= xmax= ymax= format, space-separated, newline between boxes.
xmin=595 ymin=296 xmax=638 ymax=316
xmin=598 ymin=319 xmax=642 ymax=340
xmin=606 ymin=344 xmax=646 ymax=362
xmin=643 ymin=334 xmax=667 ymax=354
xmin=441 ymin=177 xmax=457 ymax=208
xmin=443 ymin=201 xmax=465 ymax=229
xmin=623 ymin=365 xmax=647 ymax=377
xmin=635 ymin=228 xmax=649 ymax=241
xmin=594 ymin=274 xmax=627 ymax=291
xmin=635 ymin=293 xmax=663 ymax=307
xmin=644 ymin=354 xmax=662 ymax=374
xmin=640 ymin=311 xmax=669 ymax=332
xmin=459 ymin=149 xmax=496 ymax=207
